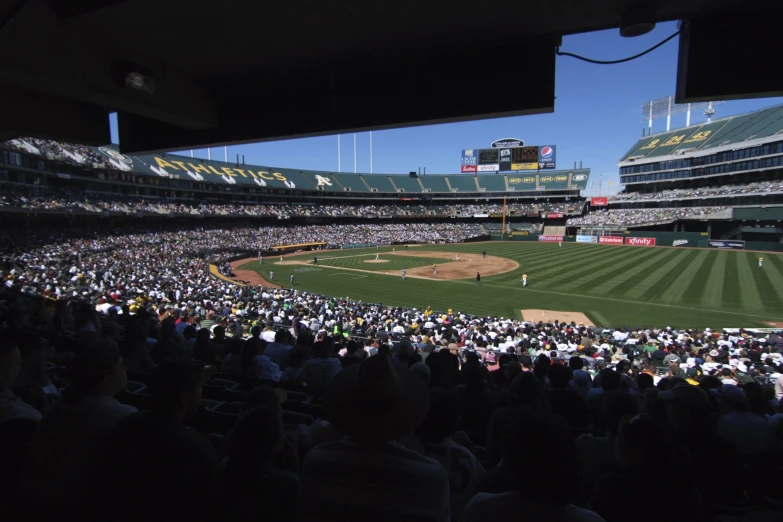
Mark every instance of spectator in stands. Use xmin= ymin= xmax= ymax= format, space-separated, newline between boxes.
xmin=546 ymin=363 xmax=590 ymax=429
xmin=20 ymin=340 xmax=136 ymax=515
xmin=415 ymin=387 xmax=486 ymax=520
xmin=241 ymin=337 xmax=281 ymax=383
xmin=461 ymin=413 xmax=602 ymax=522
xmin=217 ymin=406 xmax=299 ymax=522
xmin=90 ymin=357 xmax=219 ymax=522
xmin=294 ymin=340 xmax=342 ymax=393
xmin=301 ymin=354 xmax=450 ymax=522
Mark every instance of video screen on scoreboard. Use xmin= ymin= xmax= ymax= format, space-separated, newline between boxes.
xmin=478 ymin=149 xmax=500 ymax=165
xmin=511 ymin=146 xmax=538 ymax=163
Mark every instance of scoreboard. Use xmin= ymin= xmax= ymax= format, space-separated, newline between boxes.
xmin=461 ymin=144 xmax=556 ymax=172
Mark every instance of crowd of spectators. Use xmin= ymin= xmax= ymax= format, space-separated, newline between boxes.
xmin=567 ymin=207 xmax=727 ymax=227
xmin=0 ymin=183 xmax=585 ymax=218
xmin=1 ymin=267 xmax=782 ymax=522
xmin=609 ymin=181 xmax=783 ymax=202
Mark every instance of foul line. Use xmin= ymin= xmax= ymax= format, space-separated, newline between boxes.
xmin=449 ymin=279 xmax=781 ymax=320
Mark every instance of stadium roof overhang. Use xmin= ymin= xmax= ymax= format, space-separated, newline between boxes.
xmin=0 ymin=0 xmax=778 ymax=152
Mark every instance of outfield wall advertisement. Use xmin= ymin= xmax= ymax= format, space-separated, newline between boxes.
xmin=598 ymin=236 xmax=624 ymax=244
xmin=625 ymin=237 xmax=657 ymax=246
xmin=708 ymin=240 xmax=745 ymax=250
xmin=576 ymin=235 xmax=598 ymax=243
xmin=591 ymin=197 xmax=608 ymax=206
xmin=538 ymin=235 xmax=563 ymax=242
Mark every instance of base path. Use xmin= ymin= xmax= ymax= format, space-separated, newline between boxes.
xmin=230 ymin=259 xmax=281 ymax=289
xmin=395 ymin=251 xmax=518 ymax=280
xmin=521 ymin=309 xmax=595 ymax=326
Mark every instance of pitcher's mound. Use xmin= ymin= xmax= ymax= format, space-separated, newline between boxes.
xmin=521 ymin=309 xmax=594 ymax=326
xmin=364 ymin=259 xmax=389 ymax=264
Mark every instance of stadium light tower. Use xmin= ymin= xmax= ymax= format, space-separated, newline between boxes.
xmin=642 ymin=95 xmax=724 ymax=133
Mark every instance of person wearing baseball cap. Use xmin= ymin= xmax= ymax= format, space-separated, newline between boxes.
xmin=90 ymin=357 xmax=218 ymax=522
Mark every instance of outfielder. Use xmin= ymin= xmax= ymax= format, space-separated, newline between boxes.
xmin=476 ymin=271 xmax=481 ymax=285
xmin=401 ymin=268 xmax=406 ymax=280
xmin=290 ymin=274 xmax=295 ymax=285
xmin=269 ymin=271 xmax=274 ymax=280
xmin=759 ymin=257 xmax=764 ymax=267
xmin=522 ymin=273 xmax=528 ymax=287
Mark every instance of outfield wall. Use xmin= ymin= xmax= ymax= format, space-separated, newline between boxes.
xmin=491 ymin=232 xmax=783 ymax=252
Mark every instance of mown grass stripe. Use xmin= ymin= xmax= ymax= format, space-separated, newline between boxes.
xmin=564 ymin=247 xmax=661 ymax=293
xmin=675 ymin=249 xmax=718 ymax=307
xmin=721 ymin=252 xmax=743 ymax=310
xmin=742 ymin=252 xmax=782 ymax=311
xmin=595 ymin=248 xmax=673 ymax=297
xmin=696 ymin=249 xmax=724 ymax=308
xmin=550 ymin=246 xmax=659 ymax=291
xmin=637 ymin=249 xmax=701 ymax=302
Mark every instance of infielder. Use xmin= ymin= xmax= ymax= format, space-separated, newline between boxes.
xmin=522 ymin=273 xmax=528 ymax=287
xmin=375 ymin=253 xmax=380 ymax=261
xmin=476 ymin=271 xmax=481 ymax=285
xmin=401 ymin=268 xmax=406 ymax=281
xmin=482 ymin=250 xmax=486 ymax=259
xmin=313 ymin=256 xmax=318 ymax=266
xmin=432 ymin=264 xmax=437 ymax=275
xmin=455 ymin=254 xmax=460 ymax=261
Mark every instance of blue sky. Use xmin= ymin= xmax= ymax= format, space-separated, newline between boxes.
xmin=110 ymin=22 xmax=782 ymax=195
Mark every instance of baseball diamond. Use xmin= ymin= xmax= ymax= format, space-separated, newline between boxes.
xmin=237 ymin=242 xmax=783 ymax=329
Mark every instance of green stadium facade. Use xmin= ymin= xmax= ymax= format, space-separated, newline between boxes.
xmin=618 ymin=104 xmax=783 ymax=191
xmin=2 ymin=138 xmax=589 ymax=196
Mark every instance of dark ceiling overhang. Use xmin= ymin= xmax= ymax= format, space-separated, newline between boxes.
xmin=0 ymin=0 xmax=779 ymax=153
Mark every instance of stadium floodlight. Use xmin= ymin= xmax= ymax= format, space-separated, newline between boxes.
xmin=641 ymin=95 xmax=724 ymax=132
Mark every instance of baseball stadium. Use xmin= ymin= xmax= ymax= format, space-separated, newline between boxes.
xmin=2 ymin=5 xmax=783 ymax=522
xmin=5 ymin=103 xmax=782 ymax=328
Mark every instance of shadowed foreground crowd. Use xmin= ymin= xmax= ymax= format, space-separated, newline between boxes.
xmin=1 ymin=279 xmax=783 ymax=522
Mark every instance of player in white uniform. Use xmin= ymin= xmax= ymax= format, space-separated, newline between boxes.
xmin=401 ymin=268 xmax=406 ymax=281
xmin=759 ymin=257 xmax=764 ymax=267
xmin=559 ymin=241 xmax=562 ymax=247
xmin=522 ymin=273 xmax=528 ymax=287
xmin=455 ymin=254 xmax=460 ymax=261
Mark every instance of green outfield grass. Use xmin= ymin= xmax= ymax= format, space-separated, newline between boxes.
xmin=239 ymin=242 xmax=783 ymax=329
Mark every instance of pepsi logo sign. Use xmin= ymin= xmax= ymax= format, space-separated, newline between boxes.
xmin=540 ymin=146 xmax=554 ymax=158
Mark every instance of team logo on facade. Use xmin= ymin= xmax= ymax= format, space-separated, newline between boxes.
xmin=672 ymin=239 xmax=688 ymax=246
xmin=555 ymin=175 xmax=567 ymax=181
xmin=98 ymin=147 xmax=132 ymax=164
xmin=540 ymin=146 xmax=554 ymax=158
xmin=572 ymin=174 xmax=587 ymax=181
xmin=540 ymin=176 xmax=553 ymax=183
xmin=315 ymin=175 xmax=332 ymax=187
